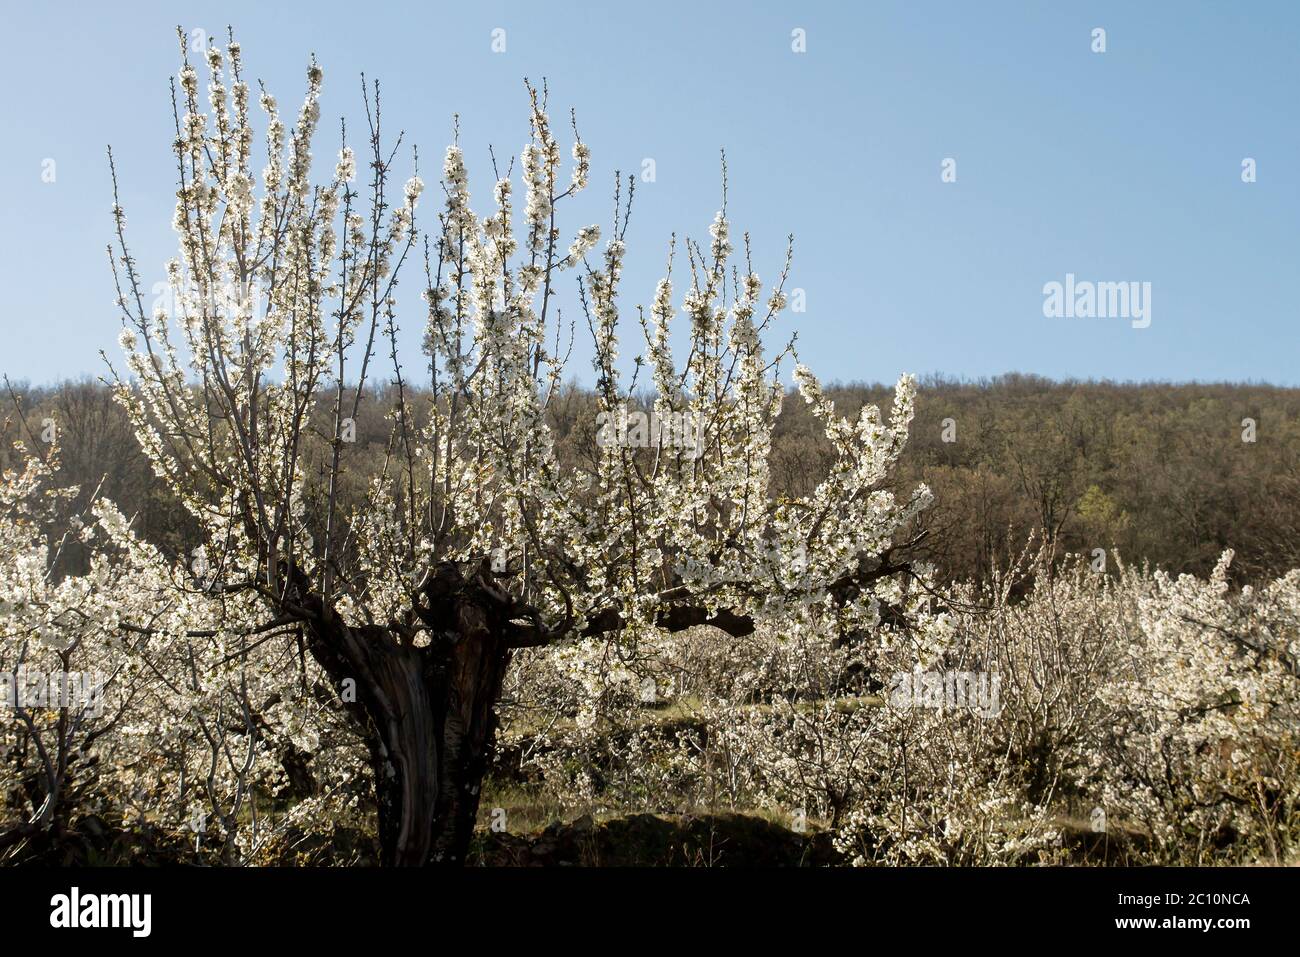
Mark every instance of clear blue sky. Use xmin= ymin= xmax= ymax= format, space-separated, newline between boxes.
xmin=3 ymin=0 xmax=1297 ymax=387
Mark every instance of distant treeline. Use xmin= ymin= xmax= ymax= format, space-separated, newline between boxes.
xmin=4 ymin=373 xmax=1298 ymax=585
xmin=789 ymin=374 xmax=1300 ymax=585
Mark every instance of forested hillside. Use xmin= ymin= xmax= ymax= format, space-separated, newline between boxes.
xmin=7 ymin=375 xmax=1296 ymax=585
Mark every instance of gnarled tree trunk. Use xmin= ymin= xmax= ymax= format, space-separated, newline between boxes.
xmin=300 ymin=564 xmax=512 ymax=866
xmin=289 ymin=558 xmax=773 ymax=865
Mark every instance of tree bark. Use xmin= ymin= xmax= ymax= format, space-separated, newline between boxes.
xmin=300 ymin=565 xmax=511 ymax=866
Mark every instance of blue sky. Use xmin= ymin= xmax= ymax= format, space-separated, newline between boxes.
xmin=3 ymin=0 xmax=1297 ymax=387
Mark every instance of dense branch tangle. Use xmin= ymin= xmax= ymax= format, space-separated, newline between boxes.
xmin=105 ymin=30 xmax=931 ymax=864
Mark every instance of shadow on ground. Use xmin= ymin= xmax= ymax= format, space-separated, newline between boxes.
xmin=470 ymin=811 xmax=841 ymax=867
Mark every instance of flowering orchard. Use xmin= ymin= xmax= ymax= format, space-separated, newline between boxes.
xmin=0 ymin=441 xmax=364 ymax=862
xmin=494 ymin=547 xmax=1298 ymax=865
xmin=1 ymin=33 xmax=1296 ymax=866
